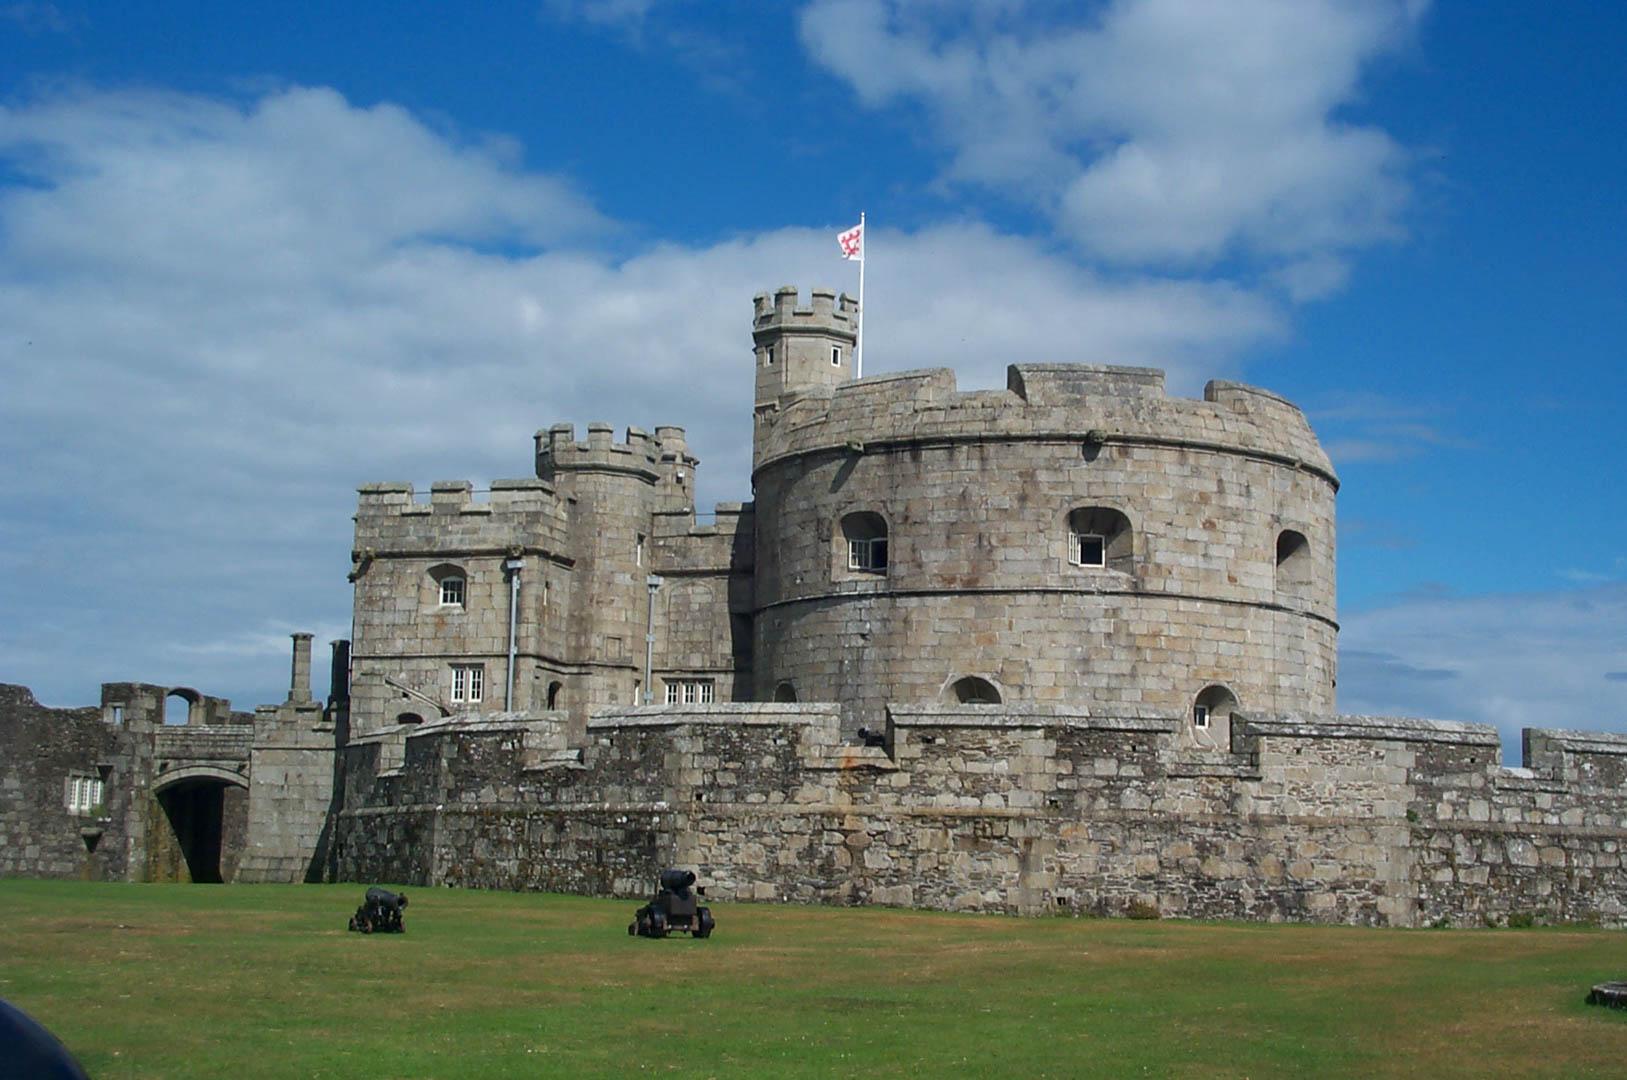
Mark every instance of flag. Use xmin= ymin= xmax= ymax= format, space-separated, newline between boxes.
xmin=837 ymin=220 xmax=863 ymax=261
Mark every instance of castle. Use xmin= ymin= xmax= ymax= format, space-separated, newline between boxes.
xmin=5 ymin=285 xmax=1626 ymax=927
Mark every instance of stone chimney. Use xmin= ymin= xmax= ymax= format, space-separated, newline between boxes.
xmin=288 ymin=632 xmax=315 ymax=704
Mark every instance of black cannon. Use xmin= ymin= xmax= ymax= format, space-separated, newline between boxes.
xmin=629 ymin=869 xmax=714 ymax=939
xmin=348 ymin=886 xmax=409 ymax=934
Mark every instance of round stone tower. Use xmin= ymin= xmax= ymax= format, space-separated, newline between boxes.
xmin=748 ymin=294 xmax=1338 ymax=746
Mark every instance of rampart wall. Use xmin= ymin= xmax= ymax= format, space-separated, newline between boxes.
xmin=331 ymin=705 xmax=1627 ymax=928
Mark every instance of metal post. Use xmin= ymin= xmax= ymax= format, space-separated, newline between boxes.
xmin=504 ymin=556 xmax=524 ymax=710
xmin=644 ymin=574 xmax=663 ymax=704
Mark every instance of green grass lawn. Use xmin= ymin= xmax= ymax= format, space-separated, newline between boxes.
xmin=3 ymin=879 xmax=1626 ymax=1078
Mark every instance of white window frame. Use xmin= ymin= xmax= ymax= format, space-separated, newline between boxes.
xmin=66 ymin=774 xmax=104 ymax=815
xmin=1069 ymin=531 xmax=1106 ymax=568
xmin=664 ymin=679 xmax=715 ymax=705
xmin=1193 ymin=704 xmax=1210 ymax=729
xmin=451 ymin=663 xmax=484 ymax=704
xmin=848 ymin=537 xmax=888 ymax=572
xmin=439 ymin=576 xmax=466 ymax=607
xmin=831 ymin=345 xmax=841 ymax=366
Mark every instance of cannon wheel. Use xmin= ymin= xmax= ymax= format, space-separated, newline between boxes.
xmin=648 ymin=910 xmax=668 ymax=938
xmin=695 ymin=907 xmax=714 ymax=939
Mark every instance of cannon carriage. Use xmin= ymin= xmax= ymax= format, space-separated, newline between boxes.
xmin=629 ymin=870 xmax=714 ymax=939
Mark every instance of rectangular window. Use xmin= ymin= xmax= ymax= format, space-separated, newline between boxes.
xmin=664 ymin=679 xmax=714 ymax=705
xmin=66 ymin=775 xmax=103 ymax=814
xmin=831 ymin=346 xmax=841 ymax=366
xmin=451 ymin=664 xmax=484 ymax=704
xmin=848 ymin=538 xmax=888 ymax=572
xmin=1193 ymin=704 xmax=1210 ymax=729
xmin=607 ymin=636 xmax=624 ymax=659
xmin=110 ymin=704 xmax=123 ymax=726
xmin=635 ymin=534 xmax=645 ymax=567
xmin=440 ymin=576 xmax=466 ymax=606
xmin=1070 ymin=533 xmax=1106 ymax=567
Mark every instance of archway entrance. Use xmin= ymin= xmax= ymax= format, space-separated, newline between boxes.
xmin=152 ymin=771 xmax=247 ymax=883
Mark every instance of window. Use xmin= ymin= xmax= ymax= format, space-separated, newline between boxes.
xmin=773 ymin=682 xmax=798 ymax=703
xmin=765 ymin=344 xmax=776 ymax=367
xmin=65 ymin=775 xmax=103 ymax=815
xmin=109 ymin=704 xmax=123 ymax=726
xmin=635 ymin=533 xmax=645 ymax=567
xmin=664 ymin=679 xmax=715 ymax=705
xmin=546 ymin=681 xmax=563 ymax=709
xmin=1276 ymin=529 xmax=1311 ymax=592
xmin=430 ymin=564 xmax=468 ymax=609
xmin=1070 ymin=532 xmax=1106 ymax=567
xmin=1192 ymin=685 xmax=1239 ymax=737
xmin=439 ymin=576 xmax=466 ymax=607
xmin=840 ymin=511 xmax=889 ymax=574
xmin=949 ymin=676 xmax=1001 ymax=704
xmin=451 ymin=664 xmax=484 ymax=704
xmin=831 ymin=346 xmax=841 ymax=366
xmin=1065 ymin=507 xmax=1133 ymax=573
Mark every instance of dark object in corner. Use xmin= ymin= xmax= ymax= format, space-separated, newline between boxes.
xmin=348 ymin=886 xmax=409 ymax=934
xmin=1588 ymin=981 xmax=1627 ymax=1008
xmin=0 ymin=998 xmax=90 ymax=1079
xmin=857 ymin=726 xmax=886 ymax=748
xmin=629 ymin=869 xmax=714 ymax=939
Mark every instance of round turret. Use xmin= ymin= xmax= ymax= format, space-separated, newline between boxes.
xmin=749 ymin=338 xmax=1338 ymax=744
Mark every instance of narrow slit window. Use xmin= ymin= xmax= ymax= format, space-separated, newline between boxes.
xmin=831 ymin=346 xmax=841 ymax=366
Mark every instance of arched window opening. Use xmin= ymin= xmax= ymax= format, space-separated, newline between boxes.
xmin=546 ymin=681 xmax=563 ymax=710
xmin=1275 ymin=530 xmax=1311 ymax=592
xmin=395 ymin=711 xmax=425 ymax=726
xmin=840 ymin=511 xmax=889 ymax=574
xmin=1066 ymin=507 xmax=1133 ymax=573
xmin=773 ymin=681 xmax=798 ymax=703
xmin=1192 ymin=684 xmax=1240 ymax=741
xmin=949 ymin=676 xmax=1001 ymax=704
xmin=164 ymin=690 xmax=198 ymax=727
xmin=429 ymin=563 xmax=467 ymax=608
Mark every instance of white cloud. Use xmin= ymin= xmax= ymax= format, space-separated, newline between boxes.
xmin=0 ymin=84 xmax=1283 ymax=709
xmin=1339 ymin=584 xmax=1627 ymax=760
xmin=799 ymin=0 xmax=1423 ymax=273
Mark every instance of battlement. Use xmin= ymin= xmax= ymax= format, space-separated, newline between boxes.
xmin=535 ymin=422 xmax=687 ymax=483
xmin=753 ymin=362 xmax=1334 ymax=482
xmin=752 ymin=285 xmax=859 ymax=337
xmin=356 ymin=479 xmax=560 ymax=517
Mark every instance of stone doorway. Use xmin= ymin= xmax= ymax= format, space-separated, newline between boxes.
xmin=150 ymin=772 xmax=248 ymax=883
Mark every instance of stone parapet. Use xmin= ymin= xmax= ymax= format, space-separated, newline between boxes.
xmin=752 ymin=364 xmax=1335 ymax=482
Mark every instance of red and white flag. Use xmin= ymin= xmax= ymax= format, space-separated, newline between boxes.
xmin=837 ymin=220 xmax=864 ymax=261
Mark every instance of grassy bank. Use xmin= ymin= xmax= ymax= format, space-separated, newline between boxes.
xmin=2 ymin=879 xmax=1624 ymax=1078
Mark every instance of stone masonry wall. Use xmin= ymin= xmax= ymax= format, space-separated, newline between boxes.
xmin=751 ymin=363 xmax=1336 ymax=735
xmin=331 ymin=704 xmax=1627 ymax=928
xmin=0 ymin=684 xmax=125 ymax=881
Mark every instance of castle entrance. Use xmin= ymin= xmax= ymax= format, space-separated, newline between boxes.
xmin=150 ymin=770 xmax=248 ymax=883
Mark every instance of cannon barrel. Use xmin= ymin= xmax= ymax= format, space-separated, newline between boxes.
xmin=658 ymin=869 xmax=696 ymax=898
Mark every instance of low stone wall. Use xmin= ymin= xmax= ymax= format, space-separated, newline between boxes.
xmin=330 ymin=703 xmax=1627 ymax=927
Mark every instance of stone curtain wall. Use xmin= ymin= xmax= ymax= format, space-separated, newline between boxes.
xmin=332 ymin=704 xmax=1627 ymax=927
xmin=0 ymin=684 xmax=125 ymax=880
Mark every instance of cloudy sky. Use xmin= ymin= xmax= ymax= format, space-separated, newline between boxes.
xmin=1 ymin=2 xmax=1622 ymax=758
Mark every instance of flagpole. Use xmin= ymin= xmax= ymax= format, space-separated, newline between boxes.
xmin=856 ymin=211 xmax=865 ymax=380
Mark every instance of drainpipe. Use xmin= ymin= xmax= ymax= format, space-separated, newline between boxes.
xmin=504 ymin=556 xmax=524 ymax=711
xmin=644 ymin=574 xmax=663 ymax=704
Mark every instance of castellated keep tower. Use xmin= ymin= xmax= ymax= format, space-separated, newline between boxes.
xmin=25 ymin=282 xmax=1626 ymax=926
xmin=347 ymin=283 xmax=1335 ymax=749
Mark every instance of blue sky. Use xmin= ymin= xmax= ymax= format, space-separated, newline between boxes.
xmin=1 ymin=1 xmax=1623 ymax=756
